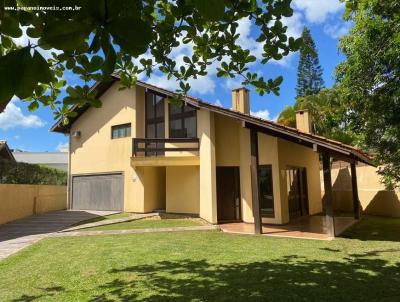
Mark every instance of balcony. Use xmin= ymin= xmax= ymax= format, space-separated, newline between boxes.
xmin=131 ymin=138 xmax=200 ymax=167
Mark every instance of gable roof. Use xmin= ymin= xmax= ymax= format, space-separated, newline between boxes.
xmin=0 ymin=140 xmax=15 ymax=161
xmin=50 ymin=75 xmax=374 ymax=166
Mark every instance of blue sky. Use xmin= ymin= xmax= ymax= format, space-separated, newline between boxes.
xmin=0 ymin=0 xmax=350 ymax=152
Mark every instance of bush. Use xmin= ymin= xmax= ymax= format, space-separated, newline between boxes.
xmin=0 ymin=159 xmax=67 ymax=185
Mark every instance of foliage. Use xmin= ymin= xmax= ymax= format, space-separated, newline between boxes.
xmin=0 ymin=158 xmax=67 ymax=185
xmin=337 ymin=0 xmax=400 ymax=188
xmin=295 ymin=26 xmax=324 ymax=98
xmin=0 ymin=0 xmax=302 ymax=124
xmin=277 ymin=88 xmax=359 ymax=145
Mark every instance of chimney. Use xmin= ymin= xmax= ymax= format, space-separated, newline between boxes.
xmin=232 ymin=88 xmax=250 ymax=114
xmin=295 ymin=109 xmax=312 ymax=133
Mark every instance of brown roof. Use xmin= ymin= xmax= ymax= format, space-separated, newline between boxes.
xmin=50 ymin=76 xmax=374 ymax=166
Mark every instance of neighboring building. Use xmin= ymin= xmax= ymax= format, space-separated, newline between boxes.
xmin=51 ymin=75 xmax=373 ymax=237
xmin=12 ymin=151 xmax=68 ymax=171
xmin=0 ymin=141 xmax=15 ymax=162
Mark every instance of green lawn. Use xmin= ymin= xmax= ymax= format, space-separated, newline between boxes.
xmin=79 ymin=218 xmax=203 ymax=231
xmin=0 ymin=216 xmax=399 ymax=301
xmin=71 ymin=212 xmax=131 ymax=227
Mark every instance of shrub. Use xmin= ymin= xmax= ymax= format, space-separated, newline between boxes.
xmin=0 ymin=159 xmax=67 ymax=185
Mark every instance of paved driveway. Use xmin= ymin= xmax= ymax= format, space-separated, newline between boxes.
xmin=0 ymin=210 xmax=111 ymax=260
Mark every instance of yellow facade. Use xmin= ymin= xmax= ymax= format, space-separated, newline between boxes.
xmin=69 ymin=81 xmax=325 ymax=225
xmin=0 ymin=184 xmax=67 ymax=224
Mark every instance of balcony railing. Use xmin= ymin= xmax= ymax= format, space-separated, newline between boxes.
xmin=132 ymin=138 xmax=200 ymax=157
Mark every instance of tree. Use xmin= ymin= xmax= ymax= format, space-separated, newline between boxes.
xmin=336 ymin=0 xmax=400 ymax=188
xmin=0 ymin=0 xmax=301 ymax=124
xmin=295 ymin=27 xmax=324 ymax=98
xmin=277 ymin=88 xmax=359 ymax=145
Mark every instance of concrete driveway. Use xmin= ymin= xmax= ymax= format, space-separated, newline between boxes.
xmin=0 ymin=210 xmax=114 ymax=260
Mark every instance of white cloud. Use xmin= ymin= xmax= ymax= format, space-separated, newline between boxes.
xmin=0 ymin=99 xmax=45 ymax=130
xmin=323 ymin=22 xmax=352 ymax=39
xmin=251 ymin=109 xmax=272 ymax=120
xmin=293 ymin=0 xmax=344 ymax=23
xmin=56 ymin=142 xmax=69 ymax=152
xmin=223 ymin=77 xmax=244 ymax=91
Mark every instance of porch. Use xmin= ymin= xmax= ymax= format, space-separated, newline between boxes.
xmin=220 ymin=215 xmax=357 ymax=240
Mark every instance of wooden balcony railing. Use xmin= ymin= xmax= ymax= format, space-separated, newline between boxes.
xmin=132 ymin=138 xmax=200 ymax=157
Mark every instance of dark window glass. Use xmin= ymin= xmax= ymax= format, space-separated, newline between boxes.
xmin=169 ymin=103 xmax=197 ymax=138
xmin=145 ymin=90 xmax=165 ymax=156
xmin=259 ymin=165 xmax=274 ymax=217
xmin=111 ymin=123 xmax=131 ymax=139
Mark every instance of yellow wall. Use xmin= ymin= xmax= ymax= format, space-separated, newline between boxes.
xmin=143 ymin=167 xmax=166 ymax=212
xmin=70 ymin=82 xmax=137 ymax=211
xmin=166 ymin=166 xmax=200 ymax=214
xmin=278 ymin=139 xmax=322 ymax=223
xmin=215 ymin=114 xmax=240 ymax=166
xmin=198 ymin=109 xmax=217 ymax=223
xmin=322 ymin=162 xmax=400 ymax=217
xmin=0 ymin=184 xmax=67 ymax=225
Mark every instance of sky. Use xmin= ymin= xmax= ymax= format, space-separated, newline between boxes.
xmin=0 ymin=0 xmax=351 ymax=152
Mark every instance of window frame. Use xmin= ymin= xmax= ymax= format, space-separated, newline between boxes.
xmin=168 ymin=103 xmax=197 ymax=138
xmin=258 ymin=164 xmax=275 ymax=218
xmin=111 ymin=123 xmax=132 ymax=139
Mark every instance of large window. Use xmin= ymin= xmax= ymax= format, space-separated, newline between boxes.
xmin=259 ymin=165 xmax=274 ymax=217
xmin=111 ymin=123 xmax=131 ymax=139
xmin=169 ymin=103 xmax=197 ymax=138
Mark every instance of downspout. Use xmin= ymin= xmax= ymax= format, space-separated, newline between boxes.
xmin=67 ymin=132 xmax=72 ymax=210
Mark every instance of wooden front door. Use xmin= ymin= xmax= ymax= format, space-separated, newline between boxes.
xmin=217 ymin=167 xmax=241 ymax=222
xmin=286 ymin=167 xmax=309 ymax=220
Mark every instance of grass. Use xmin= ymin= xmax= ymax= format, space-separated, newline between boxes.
xmin=71 ymin=212 xmax=131 ymax=227
xmin=78 ymin=218 xmax=203 ymax=231
xmin=0 ymin=216 xmax=399 ymax=301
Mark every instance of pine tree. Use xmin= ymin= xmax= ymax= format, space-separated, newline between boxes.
xmin=295 ymin=27 xmax=325 ymax=98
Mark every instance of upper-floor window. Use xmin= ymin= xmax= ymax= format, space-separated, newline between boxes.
xmin=169 ymin=103 xmax=197 ymax=138
xmin=111 ymin=123 xmax=131 ymax=139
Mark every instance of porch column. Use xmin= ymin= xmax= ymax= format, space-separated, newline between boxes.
xmin=250 ymin=129 xmax=262 ymax=234
xmin=350 ymin=161 xmax=361 ymax=219
xmin=322 ymin=152 xmax=335 ymax=238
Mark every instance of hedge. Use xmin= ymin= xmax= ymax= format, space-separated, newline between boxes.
xmin=0 ymin=159 xmax=67 ymax=185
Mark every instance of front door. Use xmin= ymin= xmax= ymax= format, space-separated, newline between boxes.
xmin=286 ymin=167 xmax=309 ymax=220
xmin=217 ymin=167 xmax=241 ymax=222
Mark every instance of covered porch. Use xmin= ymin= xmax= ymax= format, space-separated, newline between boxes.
xmin=220 ymin=214 xmax=357 ymax=240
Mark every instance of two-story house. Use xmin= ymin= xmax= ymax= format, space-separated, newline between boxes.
xmin=51 ymin=75 xmax=373 ymax=237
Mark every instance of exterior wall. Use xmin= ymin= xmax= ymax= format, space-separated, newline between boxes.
xmin=166 ymin=166 xmax=200 ymax=214
xmin=258 ymin=133 xmax=282 ymax=224
xmin=198 ymin=110 xmax=217 ymax=223
xmin=321 ymin=162 xmax=400 ymax=217
xmin=215 ymin=114 xmax=240 ymax=166
xmin=278 ymin=139 xmax=322 ymax=224
xmin=143 ymin=167 xmax=166 ymax=212
xmin=0 ymin=184 xmax=67 ymax=224
xmin=70 ymin=82 xmax=137 ymax=211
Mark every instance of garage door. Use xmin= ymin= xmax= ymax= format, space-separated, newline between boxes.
xmin=72 ymin=173 xmax=124 ymax=211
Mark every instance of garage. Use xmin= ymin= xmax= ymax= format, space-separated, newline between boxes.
xmin=71 ymin=173 xmax=124 ymax=211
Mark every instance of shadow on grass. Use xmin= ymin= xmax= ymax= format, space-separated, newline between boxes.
xmin=86 ymin=254 xmax=400 ymax=302
xmin=340 ymin=215 xmax=400 ymax=242
xmin=12 ymin=286 xmax=65 ymax=302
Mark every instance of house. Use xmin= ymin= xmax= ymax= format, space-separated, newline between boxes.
xmin=12 ymin=151 xmax=68 ymax=171
xmin=0 ymin=141 xmax=15 ymax=162
xmin=51 ymin=75 xmax=373 ymax=237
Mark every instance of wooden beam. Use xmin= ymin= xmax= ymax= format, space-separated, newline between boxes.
xmin=250 ymin=129 xmax=262 ymax=234
xmin=322 ymin=152 xmax=335 ymax=238
xmin=351 ymin=162 xmax=361 ymax=219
